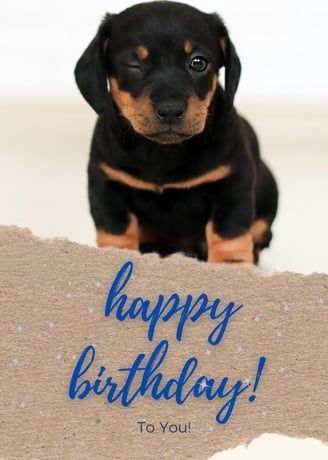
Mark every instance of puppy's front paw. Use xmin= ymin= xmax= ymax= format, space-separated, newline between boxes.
xmin=206 ymin=222 xmax=254 ymax=264
xmin=96 ymin=214 xmax=139 ymax=250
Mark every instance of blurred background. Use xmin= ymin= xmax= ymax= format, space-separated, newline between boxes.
xmin=0 ymin=0 xmax=327 ymax=274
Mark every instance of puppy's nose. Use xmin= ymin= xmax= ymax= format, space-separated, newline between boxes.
xmin=156 ymin=102 xmax=186 ymax=124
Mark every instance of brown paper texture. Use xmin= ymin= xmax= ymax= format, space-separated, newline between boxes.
xmin=1 ymin=226 xmax=327 ymax=459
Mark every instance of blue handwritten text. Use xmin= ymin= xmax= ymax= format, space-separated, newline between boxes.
xmin=104 ymin=261 xmax=243 ymax=345
xmin=69 ymin=340 xmax=265 ymax=424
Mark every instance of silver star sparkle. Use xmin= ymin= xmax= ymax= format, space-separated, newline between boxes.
xmin=198 ymin=380 xmax=210 ymax=391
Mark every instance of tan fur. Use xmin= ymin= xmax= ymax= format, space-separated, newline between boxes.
xmin=100 ymin=163 xmax=158 ymax=192
xmin=109 ymin=77 xmax=154 ymax=132
xmin=219 ymin=37 xmax=227 ymax=56
xmin=100 ymin=162 xmax=231 ymax=193
xmin=96 ymin=214 xmax=139 ymax=250
xmin=251 ymin=218 xmax=269 ymax=245
xmin=109 ymin=75 xmax=218 ymax=143
xmin=136 ymin=46 xmax=149 ymax=60
xmin=184 ymin=40 xmax=193 ymax=54
xmin=206 ymin=221 xmax=254 ymax=264
xmin=187 ymin=75 xmax=218 ymax=132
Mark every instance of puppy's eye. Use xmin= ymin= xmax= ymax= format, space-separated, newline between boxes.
xmin=189 ymin=56 xmax=208 ymax=72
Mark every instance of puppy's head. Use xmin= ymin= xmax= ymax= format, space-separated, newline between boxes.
xmin=75 ymin=1 xmax=241 ymax=144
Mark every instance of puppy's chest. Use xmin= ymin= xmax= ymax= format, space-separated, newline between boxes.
xmin=101 ymin=143 xmax=231 ymax=193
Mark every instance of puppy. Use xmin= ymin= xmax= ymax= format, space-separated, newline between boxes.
xmin=75 ymin=1 xmax=278 ymax=264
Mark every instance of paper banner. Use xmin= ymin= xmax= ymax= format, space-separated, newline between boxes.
xmin=1 ymin=226 xmax=327 ymax=459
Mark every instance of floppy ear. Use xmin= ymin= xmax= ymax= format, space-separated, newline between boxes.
xmin=216 ymin=21 xmax=242 ymax=110
xmin=74 ymin=14 xmax=112 ymax=114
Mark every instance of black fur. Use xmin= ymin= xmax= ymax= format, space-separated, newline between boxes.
xmin=75 ymin=1 xmax=278 ymax=263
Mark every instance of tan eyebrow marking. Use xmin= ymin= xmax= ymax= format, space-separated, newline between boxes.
xmin=184 ymin=40 xmax=193 ymax=54
xmin=136 ymin=46 xmax=149 ymax=60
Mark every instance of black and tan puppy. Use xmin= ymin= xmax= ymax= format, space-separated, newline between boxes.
xmin=75 ymin=1 xmax=278 ymax=264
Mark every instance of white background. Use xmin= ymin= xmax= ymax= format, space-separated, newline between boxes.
xmin=0 ymin=1 xmax=327 ymax=459
xmin=0 ymin=0 xmax=327 ymax=103
xmin=0 ymin=2 xmax=327 ymax=267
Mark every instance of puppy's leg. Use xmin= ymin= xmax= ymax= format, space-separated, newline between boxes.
xmin=89 ymin=162 xmax=139 ymax=250
xmin=206 ymin=223 xmax=254 ymax=264
xmin=206 ymin=179 xmax=255 ymax=264
xmin=97 ymin=213 xmax=139 ymax=250
xmin=252 ymin=160 xmax=279 ymax=262
xmin=251 ymin=218 xmax=273 ymax=264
